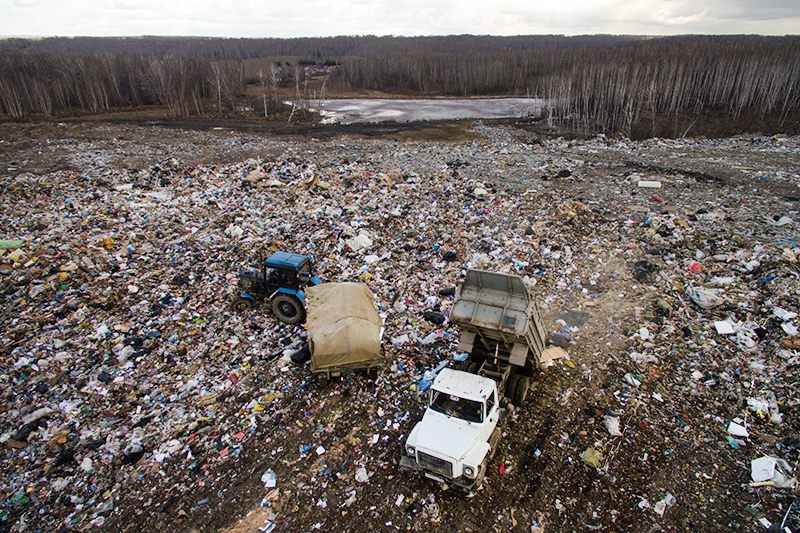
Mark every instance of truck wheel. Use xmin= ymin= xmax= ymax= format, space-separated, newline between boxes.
xmin=514 ymin=376 xmax=530 ymax=406
xmin=468 ymin=362 xmax=481 ymax=374
xmin=230 ymin=297 xmax=254 ymax=312
xmin=272 ymin=294 xmax=305 ymax=324
xmin=368 ymin=367 xmax=379 ymax=380
xmin=459 ymin=359 xmax=472 ymax=371
xmin=473 ymin=460 xmax=488 ymax=489
xmin=318 ymin=374 xmax=329 ymax=387
xmin=505 ymin=374 xmax=520 ymax=401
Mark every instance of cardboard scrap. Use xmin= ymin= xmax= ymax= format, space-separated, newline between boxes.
xmin=540 ymin=346 xmax=567 ymax=364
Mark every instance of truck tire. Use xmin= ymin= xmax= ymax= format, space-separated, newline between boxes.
xmin=505 ymin=374 xmax=520 ymax=401
xmin=459 ymin=359 xmax=472 ymax=371
xmin=468 ymin=362 xmax=481 ymax=374
xmin=271 ymin=294 xmax=305 ymax=324
xmin=230 ymin=297 xmax=254 ymax=312
xmin=474 ymin=459 xmax=488 ymax=489
xmin=318 ymin=374 xmax=329 ymax=387
xmin=514 ymin=376 xmax=530 ymax=406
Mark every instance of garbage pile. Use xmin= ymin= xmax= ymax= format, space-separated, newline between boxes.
xmin=0 ymin=123 xmax=798 ymax=533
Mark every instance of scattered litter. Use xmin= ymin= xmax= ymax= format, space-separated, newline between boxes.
xmin=582 ymin=447 xmax=603 ymax=468
xmin=653 ymin=492 xmax=676 ymax=516
xmin=1 ymin=121 xmax=798 ymax=533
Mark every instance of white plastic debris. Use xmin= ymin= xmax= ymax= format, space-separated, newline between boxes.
xmin=687 ymin=287 xmax=723 ymax=309
xmin=261 ymin=468 xmax=276 ymax=488
xmin=604 ymin=415 xmax=623 ymax=436
xmin=714 ymin=321 xmax=735 ymax=335
xmin=637 ymin=180 xmax=662 ymax=188
xmin=653 ymin=492 xmax=676 ymax=516
xmin=80 ymin=457 xmax=94 ymax=472
xmin=750 ymin=456 xmax=797 ymax=488
xmin=355 ymin=466 xmax=370 ymax=483
xmin=782 ymin=322 xmax=799 ymax=336
xmin=630 ymin=352 xmax=658 ymax=364
xmin=727 ymin=421 xmax=749 ymax=437
xmin=624 ymin=373 xmax=641 ymax=387
xmin=774 ymin=307 xmax=798 ymax=321
xmin=345 ymin=232 xmax=374 ymax=251
xmin=769 ymin=216 xmax=794 ymax=226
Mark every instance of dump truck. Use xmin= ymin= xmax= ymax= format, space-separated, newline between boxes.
xmin=305 ymin=282 xmax=386 ymax=384
xmin=450 ymin=268 xmax=547 ymax=406
xmin=402 ymin=269 xmax=547 ymax=490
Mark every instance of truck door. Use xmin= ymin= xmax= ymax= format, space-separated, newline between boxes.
xmin=484 ymin=390 xmax=499 ymax=440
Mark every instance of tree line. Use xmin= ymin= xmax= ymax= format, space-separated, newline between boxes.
xmin=1 ymin=34 xmax=641 ymax=60
xmin=0 ymin=52 xmax=258 ymax=118
xmin=335 ymin=36 xmax=800 ymax=136
xmin=1 ymin=34 xmax=798 ymax=137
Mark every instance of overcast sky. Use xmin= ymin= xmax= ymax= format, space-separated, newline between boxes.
xmin=2 ymin=0 xmax=799 ymax=38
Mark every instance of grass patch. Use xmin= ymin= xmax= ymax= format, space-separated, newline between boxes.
xmin=378 ymin=121 xmax=475 ymax=142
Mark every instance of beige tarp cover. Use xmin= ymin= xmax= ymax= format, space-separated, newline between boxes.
xmin=306 ymin=283 xmax=384 ymax=372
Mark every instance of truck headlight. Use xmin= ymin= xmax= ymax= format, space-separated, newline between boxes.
xmin=463 ymin=466 xmax=475 ymax=478
xmin=406 ymin=445 xmax=415 ymax=456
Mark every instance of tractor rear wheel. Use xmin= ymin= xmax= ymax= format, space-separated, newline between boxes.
xmin=230 ymin=297 xmax=254 ymax=312
xmin=271 ymin=294 xmax=305 ymax=324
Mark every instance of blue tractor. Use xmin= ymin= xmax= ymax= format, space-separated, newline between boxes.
xmin=230 ymin=251 xmax=322 ymax=324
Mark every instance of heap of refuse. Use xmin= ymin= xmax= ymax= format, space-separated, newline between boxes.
xmin=0 ymin=123 xmax=798 ymax=533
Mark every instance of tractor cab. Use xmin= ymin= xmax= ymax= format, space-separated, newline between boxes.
xmin=231 ymin=251 xmax=321 ymax=324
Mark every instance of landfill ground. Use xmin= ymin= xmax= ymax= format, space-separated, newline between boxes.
xmin=0 ymin=119 xmax=798 ymax=533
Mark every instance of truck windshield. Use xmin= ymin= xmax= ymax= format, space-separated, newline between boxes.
xmin=429 ymin=390 xmax=483 ymax=423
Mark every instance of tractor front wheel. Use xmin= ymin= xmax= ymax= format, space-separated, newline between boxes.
xmin=271 ymin=294 xmax=305 ymax=324
xmin=230 ymin=297 xmax=255 ymax=313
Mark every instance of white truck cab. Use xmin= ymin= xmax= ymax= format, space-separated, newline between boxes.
xmin=402 ymin=368 xmax=502 ymax=489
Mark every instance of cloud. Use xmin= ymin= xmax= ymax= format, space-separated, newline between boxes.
xmin=0 ymin=0 xmax=798 ymax=37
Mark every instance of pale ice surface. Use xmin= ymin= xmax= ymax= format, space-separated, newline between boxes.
xmin=298 ymin=98 xmax=545 ymax=124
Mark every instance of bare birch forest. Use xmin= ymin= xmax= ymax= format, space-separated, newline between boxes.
xmin=1 ymin=34 xmax=798 ymax=138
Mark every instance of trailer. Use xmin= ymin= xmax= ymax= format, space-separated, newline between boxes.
xmin=305 ymin=282 xmax=386 ymax=384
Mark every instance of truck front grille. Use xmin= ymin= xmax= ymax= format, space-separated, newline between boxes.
xmin=418 ymin=452 xmax=453 ymax=478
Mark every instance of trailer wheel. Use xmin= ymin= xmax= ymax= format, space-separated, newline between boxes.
xmin=230 ymin=297 xmax=254 ymax=312
xmin=468 ymin=362 xmax=481 ymax=374
xmin=505 ymin=374 xmax=520 ymax=401
xmin=514 ymin=376 xmax=530 ymax=406
xmin=271 ymin=294 xmax=305 ymax=324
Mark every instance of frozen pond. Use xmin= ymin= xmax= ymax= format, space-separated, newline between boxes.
xmin=303 ymin=98 xmax=545 ymax=124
